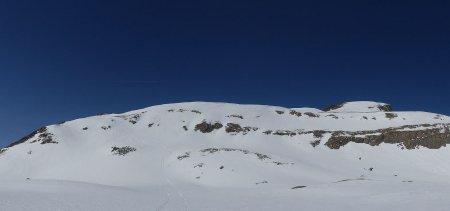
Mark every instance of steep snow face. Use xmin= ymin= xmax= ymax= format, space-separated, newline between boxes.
xmin=1 ymin=101 xmax=450 ymax=210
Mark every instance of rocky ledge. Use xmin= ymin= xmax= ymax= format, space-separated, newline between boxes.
xmin=326 ymin=124 xmax=450 ymax=149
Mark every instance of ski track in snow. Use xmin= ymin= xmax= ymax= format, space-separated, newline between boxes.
xmin=160 ymin=142 xmax=191 ymax=211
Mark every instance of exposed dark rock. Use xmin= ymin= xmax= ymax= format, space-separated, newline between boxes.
xmin=273 ymin=161 xmax=293 ymax=165
xmin=310 ymin=140 xmax=321 ymax=147
xmin=183 ymin=126 xmax=188 ymax=131
xmin=101 ymin=126 xmax=112 ymax=130
xmin=323 ymin=103 xmax=344 ymax=112
xmin=255 ymin=153 xmax=270 ymax=160
xmin=298 ymin=130 xmax=322 ymax=136
xmin=12 ymin=127 xmax=58 ymax=146
xmin=312 ymin=130 xmax=326 ymax=138
xmin=225 ymin=123 xmax=243 ymax=133
xmin=116 ymin=113 xmax=143 ymax=124
xmin=326 ymin=135 xmax=354 ymax=149
xmin=111 ymin=146 xmax=136 ymax=156
xmin=148 ymin=123 xmax=154 ymax=128
xmin=325 ymin=124 xmax=450 ymax=149
xmin=304 ymin=112 xmax=320 ymax=118
xmin=7 ymin=127 xmax=47 ymax=148
xmin=168 ymin=108 xmax=201 ymax=114
xmin=194 ymin=163 xmax=204 ymax=168
xmin=226 ymin=114 xmax=243 ymax=119
xmin=225 ymin=123 xmax=258 ymax=135
xmin=291 ymin=186 xmax=307 ymax=189
xmin=378 ymin=104 xmax=393 ymax=112
xmin=243 ymin=126 xmax=259 ymax=133
xmin=191 ymin=110 xmax=201 ymax=114
xmin=177 ymin=152 xmax=190 ymax=160
xmin=82 ymin=127 xmax=88 ymax=130
xmin=334 ymin=178 xmax=366 ymax=183
xmin=289 ymin=110 xmax=302 ymax=117
xmin=275 ymin=110 xmax=284 ymax=114
xmin=200 ymin=148 xmax=219 ymax=154
xmin=273 ymin=130 xmax=297 ymax=137
xmin=263 ymin=130 xmax=273 ymax=135
xmin=37 ymin=130 xmax=58 ymax=145
xmin=326 ymin=114 xmax=339 ymax=119
xmin=385 ymin=113 xmax=398 ymax=119
xmin=323 ymin=103 xmax=393 ymax=112
xmin=194 ymin=121 xmax=223 ymax=133
xmin=128 ymin=115 xmax=140 ymax=124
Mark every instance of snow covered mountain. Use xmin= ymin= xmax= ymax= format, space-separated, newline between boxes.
xmin=1 ymin=101 xmax=450 ymax=211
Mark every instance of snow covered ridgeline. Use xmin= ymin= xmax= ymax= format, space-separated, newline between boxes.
xmin=2 ymin=101 xmax=450 ymax=210
xmin=2 ymin=101 xmax=450 ymax=154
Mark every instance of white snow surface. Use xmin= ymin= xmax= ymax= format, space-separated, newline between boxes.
xmin=325 ymin=101 xmax=391 ymax=113
xmin=1 ymin=101 xmax=450 ymax=210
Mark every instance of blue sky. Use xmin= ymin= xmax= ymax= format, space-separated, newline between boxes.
xmin=1 ymin=0 xmax=449 ymax=147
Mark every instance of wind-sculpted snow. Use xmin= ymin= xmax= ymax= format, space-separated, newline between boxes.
xmin=1 ymin=101 xmax=450 ymax=210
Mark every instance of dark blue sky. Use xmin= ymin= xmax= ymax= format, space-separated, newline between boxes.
xmin=1 ymin=0 xmax=449 ymax=147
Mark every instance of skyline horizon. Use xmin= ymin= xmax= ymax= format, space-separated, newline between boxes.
xmin=1 ymin=0 xmax=449 ymax=147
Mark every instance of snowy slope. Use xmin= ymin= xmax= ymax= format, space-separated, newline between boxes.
xmin=1 ymin=101 xmax=450 ymax=210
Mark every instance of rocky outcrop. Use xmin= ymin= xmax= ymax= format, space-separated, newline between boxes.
xmin=194 ymin=121 xmax=223 ymax=133
xmin=378 ymin=104 xmax=393 ymax=112
xmin=275 ymin=110 xmax=284 ymax=114
xmin=289 ymin=110 xmax=302 ymax=117
xmin=116 ymin=112 xmax=145 ymax=124
xmin=177 ymin=152 xmax=190 ymax=160
xmin=7 ymin=127 xmax=48 ymax=148
xmin=323 ymin=103 xmax=344 ymax=112
xmin=304 ymin=112 xmax=320 ymax=118
xmin=226 ymin=115 xmax=244 ymax=119
xmin=167 ymin=109 xmax=202 ymax=114
xmin=111 ymin=146 xmax=136 ymax=156
xmin=385 ymin=113 xmax=398 ymax=119
xmin=323 ymin=102 xmax=393 ymax=112
xmin=7 ymin=127 xmax=57 ymax=148
xmin=225 ymin=123 xmax=258 ymax=135
xmin=325 ymin=124 xmax=450 ymax=149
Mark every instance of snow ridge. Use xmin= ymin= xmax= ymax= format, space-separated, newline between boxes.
xmin=1 ymin=101 xmax=450 ymax=211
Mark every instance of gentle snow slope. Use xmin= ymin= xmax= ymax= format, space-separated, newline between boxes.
xmin=1 ymin=101 xmax=450 ymax=210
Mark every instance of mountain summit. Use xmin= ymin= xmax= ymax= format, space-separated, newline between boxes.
xmin=323 ymin=101 xmax=393 ymax=112
xmin=1 ymin=101 xmax=450 ymax=210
